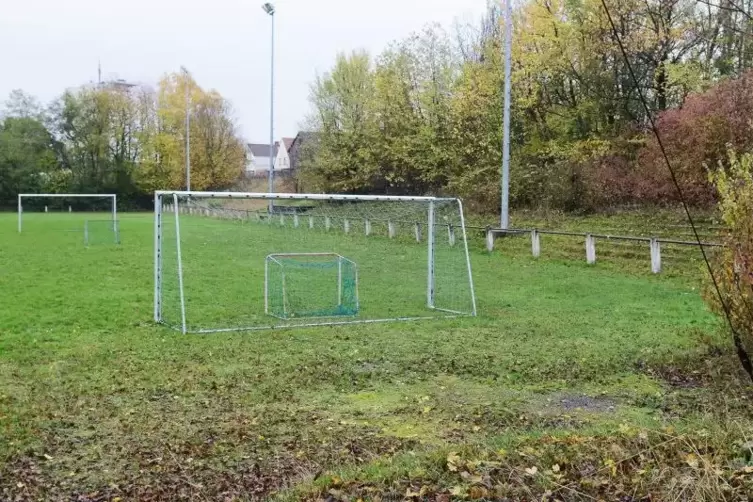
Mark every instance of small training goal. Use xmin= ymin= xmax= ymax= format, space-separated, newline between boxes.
xmin=265 ymin=253 xmax=359 ymax=320
xmin=154 ymin=191 xmax=477 ymax=333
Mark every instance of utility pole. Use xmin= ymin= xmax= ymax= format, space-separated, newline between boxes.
xmin=181 ymin=66 xmax=191 ymax=191
xmin=501 ymin=0 xmax=512 ymax=229
xmin=263 ymin=2 xmax=276 ymax=213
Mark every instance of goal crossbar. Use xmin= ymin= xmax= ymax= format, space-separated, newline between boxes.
xmin=155 ymin=190 xmax=456 ymax=202
xmin=18 ymin=193 xmax=117 ymax=233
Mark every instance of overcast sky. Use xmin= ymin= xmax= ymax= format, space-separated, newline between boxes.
xmin=1 ymin=0 xmax=488 ymax=143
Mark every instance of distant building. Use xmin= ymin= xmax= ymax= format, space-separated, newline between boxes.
xmin=274 ymin=137 xmax=295 ymax=172
xmin=100 ymin=79 xmax=138 ymax=92
xmin=246 ymin=142 xmax=279 ymax=175
xmin=288 ymin=132 xmax=318 ymax=172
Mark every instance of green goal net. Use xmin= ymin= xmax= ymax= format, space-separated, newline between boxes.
xmin=265 ymin=253 xmax=358 ymax=319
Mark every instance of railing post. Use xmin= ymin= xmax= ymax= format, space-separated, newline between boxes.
xmin=388 ymin=220 xmax=396 ymax=238
xmin=486 ymin=227 xmax=495 ymax=252
xmin=531 ymin=229 xmax=541 ymax=258
xmin=650 ymin=238 xmax=661 ymax=274
xmin=309 ymin=216 xmax=315 ymax=229
xmin=447 ymin=224 xmax=456 ymax=246
xmin=585 ymin=234 xmax=596 ymax=264
xmin=344 ymin=218 xmax=350 ymax=233
xmin=294 ymin=214 xmax=299 ymax=228
xmin=325 ymin=216 xmax=331 ymax=231
xmin=414 ymin=222 xmax=422 ymax=242
xmin=365 ymin=219 xmax=371 ymax=236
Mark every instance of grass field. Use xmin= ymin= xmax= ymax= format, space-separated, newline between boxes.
xmin=1 ymin=211 xmax=751 ymax=500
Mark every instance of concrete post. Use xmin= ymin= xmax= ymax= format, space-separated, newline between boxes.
xmin=414 ymin=222 xmax=422 ymax=242
xmin=365 ymin=219 xmax=371 ymax=236
xmin=650 ymin=238 xmax=661 ymax=274
xmin=388 ymin=221 xmax=396 ymax=239
xmin=585 ymin=234 xmax=596 ymax=264
xmin=344 ymin=218 xmax=350 ymax=233
xmin=531 ymin=229 xmax=541 ymax=258
xmin=448 ymin=224 xmax=456 ymax=246
xmin=486 ymin=228 xmax=495 ymax=252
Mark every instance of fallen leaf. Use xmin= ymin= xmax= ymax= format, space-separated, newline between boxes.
xmin=405 ymin=487 xmax=420 ymax=498
xmin=447 ymin=452 xmax=461 ymax=472
xmin=469 ymin=486 xmax=488 ymax=499
xmin=685 ymin=453 xmax=699 ymax=469
xmin=524 ymin=466 xmax=538 ymax=476
xmin=551 ymin=464 xmax=560 ymax=473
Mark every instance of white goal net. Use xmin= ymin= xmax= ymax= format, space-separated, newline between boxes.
xmin=154 ymin=191 xmax=477 ymax=333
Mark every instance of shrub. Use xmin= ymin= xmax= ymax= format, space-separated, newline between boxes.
xmin=706 ymin=149 xmax=753 ymax=380
xmin=640 ymin=72 xmax=753 ymax=207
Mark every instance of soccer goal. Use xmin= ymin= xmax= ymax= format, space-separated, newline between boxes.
xmin=154 ymin=191 xmax=477 ymax=333
xmin=18 ymin=193 xmax=117 ymax=233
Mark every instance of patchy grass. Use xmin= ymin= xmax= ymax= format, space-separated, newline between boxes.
xmin=0 ymin=211 xmax=751 ymax=501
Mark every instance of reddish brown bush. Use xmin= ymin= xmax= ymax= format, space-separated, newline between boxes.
xmin=638 ymin=71 xmax=753 ymax=206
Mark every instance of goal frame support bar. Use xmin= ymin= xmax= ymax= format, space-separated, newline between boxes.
xmin=18 ymin=193 xmax=117 ymax=233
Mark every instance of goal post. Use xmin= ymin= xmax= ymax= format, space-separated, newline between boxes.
xmin=18 ymin=193 xmax=117 ymax=233
xmin=154 ymin=190 xmax=477 ymax=334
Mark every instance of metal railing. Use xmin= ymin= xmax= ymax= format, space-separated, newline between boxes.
xmin=162 ymin=202 xmax=724 ymax=275
xmin=484 ymin=227 xmax=723 ymax=274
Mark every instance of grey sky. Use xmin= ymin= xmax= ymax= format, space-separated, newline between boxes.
xmin=1 ymin=0 xmax=488 ymax=142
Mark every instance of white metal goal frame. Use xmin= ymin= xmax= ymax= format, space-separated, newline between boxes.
xmin=153 ymin=190 xmax=478 ymax=334
xmin=18 ymin=193 xmax=118 ymax=233
xmin=264 ymin=252 xmax=360 ymax=320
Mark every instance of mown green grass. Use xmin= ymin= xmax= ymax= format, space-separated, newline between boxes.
xmin=0 ymin=211 xmax=744 ymax=500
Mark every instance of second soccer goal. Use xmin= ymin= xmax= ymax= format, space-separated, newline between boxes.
xmin=265 ymin=253 xmax=358 ymax=319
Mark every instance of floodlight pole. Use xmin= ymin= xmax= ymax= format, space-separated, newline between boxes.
xmin=181 ymin=66 xmax=191 ymax=192
xmin=501 ymin=0 xmax=512 ymax=230
xmin=263 ymin=2 xmax=276 ymax=214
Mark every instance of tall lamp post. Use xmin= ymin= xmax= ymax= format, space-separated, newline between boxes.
xmin=501 ymin=0 xmax=512 ymax=229
xmin=181 ymin=66 xmax=191 ymax=192
xmin=262 ymin=2 xmax=275 ymax=213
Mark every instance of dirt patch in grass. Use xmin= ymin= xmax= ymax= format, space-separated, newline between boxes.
xmin=544 ymin=393 xmax=617 ymax=413
xmin=1 ymin=420 xmax=417 ymax=501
